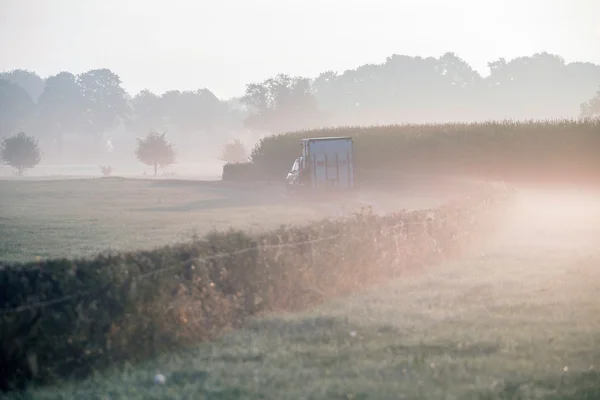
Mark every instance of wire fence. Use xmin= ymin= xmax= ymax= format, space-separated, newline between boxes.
xmin=0 ymin=207 xmax=489 ymax=316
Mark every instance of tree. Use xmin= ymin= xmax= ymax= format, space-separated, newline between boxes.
xmin=0 ymin=79 xmax=35 ymax=135
xmin=77 ymin=69 xmax=130 ymax=137
xmin=0 ymin=69 xmax=45 ymax=102
xmin=127 ymin=89 xmax=166 ymax=136
xmin=485 ymin=52 xmax=575 ymax=119
xmin=135 ymin=131 xmax=176 ymax=176
xmin=223 ymin=97 xmax=251 ymax=133
xmin=0 ymin=132 xmax=41 ymax=175
xmin=434 ymin=52 xmax=484 ymax=121
xmin=36 ymin=72 xmax=89 ymax=161
xmin=161 ymin=89 xmax=231 ymax=143
xmin=37 ymin=72 xmax=88 ymax=132
xmin=219 ymin=138 xmax=248 ymax=163
xmin=241 ymin=74 xmax=325 ymax=134
xmin=580 ymin=87 xmax=600 ymax=118
xmin=312 ymin=70 xmax=340 ymax=121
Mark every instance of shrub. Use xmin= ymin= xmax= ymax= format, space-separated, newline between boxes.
xmin=0 ymin=183 xmax=512 ymax=392
xmin=99 ymin=165 xmax=112 ymax=177
xmin=0 ymin=132 xmax=41 ymax=175
xmin=219 ymin=138 xmax=249 ymax=164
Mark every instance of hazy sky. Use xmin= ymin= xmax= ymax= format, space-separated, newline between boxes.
xmin=1 ymin=0 xmax=599 ymax=99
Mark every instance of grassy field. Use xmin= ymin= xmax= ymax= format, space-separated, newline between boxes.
xmin=0 ymin=177 xmax=470 ymax=262
xmin=7 ymin=187 xmax=600 ymax=399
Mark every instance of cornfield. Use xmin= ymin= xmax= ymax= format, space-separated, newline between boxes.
xmin=248 ymin=119 xmax=600 ymax=183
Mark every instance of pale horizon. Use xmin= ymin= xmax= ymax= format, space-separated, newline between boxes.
xmin=2 ymin=0 xmax=599 ymax=99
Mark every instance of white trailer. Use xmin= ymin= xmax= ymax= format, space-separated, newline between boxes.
xmin=286 ymin=136 xmax=355 ymax=193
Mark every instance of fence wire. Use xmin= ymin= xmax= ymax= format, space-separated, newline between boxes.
xmin=0 ymin=202 xmax=495 ymax=316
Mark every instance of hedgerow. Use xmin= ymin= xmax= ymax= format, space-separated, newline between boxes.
xmin=221 ymin=162 xmax=261 ymax=181
xmin=0 ymin=183 xmax=512 ymax=393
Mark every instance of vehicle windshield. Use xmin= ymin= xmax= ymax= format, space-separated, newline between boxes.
xmin=291 ymin=157 xmax=300 ymax=173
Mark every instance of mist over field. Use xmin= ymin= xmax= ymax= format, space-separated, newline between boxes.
xmin=2 ymin=0 xmax=600 ymax=178
xmin=2 ymin=50 xmax=600 ymax=178
xmin=2 ymin=1 xmax=600 ymax=398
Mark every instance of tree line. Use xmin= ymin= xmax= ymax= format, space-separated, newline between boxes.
xmin=0 ymin=69 xmax=244 ymax=165
xmin=0 ymin=129 xmax=170 ymax=176
xmin=1 ymin=51 xmax=600 ymax=168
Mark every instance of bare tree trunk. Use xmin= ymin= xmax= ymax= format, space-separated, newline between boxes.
xmin=153 ymin=164 xmax=158 ymax=176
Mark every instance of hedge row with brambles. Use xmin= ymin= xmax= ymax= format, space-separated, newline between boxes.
xmin=0 ymin=183 xmax=512 ymax=393
xmin=243 ymin=119 xmax=600 ymax=183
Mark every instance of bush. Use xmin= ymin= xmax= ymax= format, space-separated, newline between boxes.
xmin=219 ymin=138 xmax=249 ymax=164
xmin=99 ymin=165 xmax=112 ymax=177
xmin=249 ymin=120 xmax=600 ymax=184
xmin=0 ymin=132 xmax=41 ymax=175
xmin=222 ymin=162 xmax=262 ymax=181
xmin=0 ymin=183 xmax=512 ymax=392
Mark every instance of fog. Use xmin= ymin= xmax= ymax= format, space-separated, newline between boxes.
xmin=1 ymin=51 xmax=600 ymax=179
xmin=0 ymin=0 xmax=600 ymax=177
xmin=3 ymin=0 xmax=600 ymax=99
xmin=4 ymin=1 xmax=600 ymax=398
xmin=1 ymin=0 xmax=600 ymax=179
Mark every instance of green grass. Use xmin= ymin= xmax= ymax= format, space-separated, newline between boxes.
xmin=8 ymin=188 xmax=600 ymax=399
xmin=1 ymin=177 xmax=496 ymax=391
xmin=0 ymin=178 xmax=310 ymax=262
xmin=0 ymin=177 xmax=464 ymax=263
